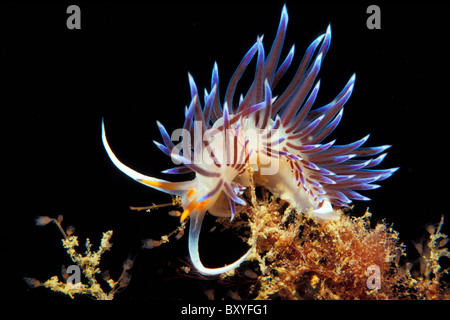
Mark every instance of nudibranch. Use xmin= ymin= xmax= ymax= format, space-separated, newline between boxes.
xmin=102 ymin=5 xmax=397 ymax=276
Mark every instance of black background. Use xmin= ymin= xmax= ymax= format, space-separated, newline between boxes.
xmin=4 ymin=0 xmax=449 ymax=306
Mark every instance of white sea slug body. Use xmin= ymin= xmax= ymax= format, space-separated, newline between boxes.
xmin=102 ymin=5 xmax=398 ymax=276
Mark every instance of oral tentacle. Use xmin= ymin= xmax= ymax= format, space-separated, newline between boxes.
xmin=188 ymin=211 xmax=252 ymax=276
xmin=102 ymin=120 xmax=193 ymax=196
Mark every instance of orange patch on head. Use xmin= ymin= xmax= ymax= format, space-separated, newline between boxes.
xmin=180 ymin=200 xmax=198 ymax=222
xmin=180 ymin=198 xmax=211 ymax=222
xmin=196 ymin=199 xmax=210 ymax=210
xmin=187 ymin=189 xmax=196 ymax=198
